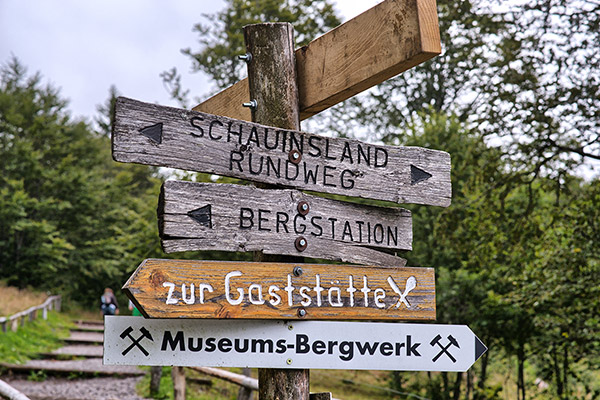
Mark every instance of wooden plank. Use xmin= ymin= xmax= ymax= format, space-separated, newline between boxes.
xmin=190 ymin=367 xmax=258 ymax=391
xmin=113 ymin=97 xmax=451 ymax=207
xmin=122 ymin=259 xmax=435 ymax=321
xmin=159 ymin=180 xmax=411 ymax=266
xmin=193 ymin=0 xmax=441 ymax=121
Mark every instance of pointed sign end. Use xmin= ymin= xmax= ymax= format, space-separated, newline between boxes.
xmin=475 ymin=336 xmax=487 ymax=362
xmin=410 ymin=165 xmax=433 ymax=185
xmin=140 ymin=123 xmax=163 ymax=144
xmin=188 ymin=204 xmax=212 ymax=228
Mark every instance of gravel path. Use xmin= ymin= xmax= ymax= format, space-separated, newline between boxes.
xmin=3 ymin=376 xmax=150 ymax=400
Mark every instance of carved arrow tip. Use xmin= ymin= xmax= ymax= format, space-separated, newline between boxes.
xmin=188 ymin=204 xmax=212 ymax=229
xmin=410 ymin=165 xmax=433 ymax=185
xmin=140 ymin=123 xmax=163 ymax=144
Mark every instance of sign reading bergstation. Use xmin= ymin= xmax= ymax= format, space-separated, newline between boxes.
xmin=104 ymin=317 xmax=487 ymax=372
xmin=112 ymin=97 xmax=451 ymax=207
xmin=123 ymin=259 xmax=435 ymax=321
xmin=159 ymin=181 xmax=411 ymax=266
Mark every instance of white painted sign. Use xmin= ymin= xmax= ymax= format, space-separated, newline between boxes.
xmin=103 ymin=317 xmax=486 ymax=372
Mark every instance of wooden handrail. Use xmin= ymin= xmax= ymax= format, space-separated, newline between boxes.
xmin=0 ymin=379 xmax=31 ymax=400
xmin=0 ymin=295 xmax=61 ymax=333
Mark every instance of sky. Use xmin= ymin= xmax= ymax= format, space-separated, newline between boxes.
xmin=0 ymin=0 xmax=381 ymax=124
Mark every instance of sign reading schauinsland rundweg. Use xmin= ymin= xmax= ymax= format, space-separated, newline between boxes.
xmin=159 ymin=180 xmax=411 ymax=266
xmin=104 ymin=317 xmax=487 ymax=372
xmin=113 ymin=97 xmax=451 ymax=207
xmin=123 ymin=259 xmax=435 ymax=321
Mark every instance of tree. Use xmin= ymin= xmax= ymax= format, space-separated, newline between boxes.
xmin=0 ymin=57 xmax=163 ymax=306
xmin=162 ymin=0 xmax=341 ymax=106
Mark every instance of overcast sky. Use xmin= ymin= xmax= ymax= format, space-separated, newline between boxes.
xmin=0 ymin=0 xmax=380 ymax=123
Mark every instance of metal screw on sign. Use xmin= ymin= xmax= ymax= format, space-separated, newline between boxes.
xmin=288 ymin=149 xmax=302 ymax=164
xmin=286 ymin=359 xmax=293 ymax=365
xmin=294 ymin=237 xmax=308 ymax=252
xmin=297 ymin=308 xmax=307 ymax=318
xmin=297 ymin=201 xmax=309 ymax=216
xmin=238 ymin=53 xmax=252 ymax=63
xmin=293 ymin=266 xmax=303 ymax=276
xmin=288 ymin=325 xmax=294 ymax=331
xmin=242 ymin=99 xmax=257 ymax=109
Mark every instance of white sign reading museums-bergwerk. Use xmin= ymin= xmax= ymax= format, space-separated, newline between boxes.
xmin=104 ymin=317 xmax=486 ymax=372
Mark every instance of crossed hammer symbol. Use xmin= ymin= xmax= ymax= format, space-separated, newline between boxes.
xmin=387 ymin=276 xmax=417 ymax=308
xmin=430 ymin=334 xmax=460 ymax=363
xmin=120 ymin=326 xmax=154 ymax=356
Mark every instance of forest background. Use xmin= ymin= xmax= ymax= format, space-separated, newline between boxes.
xmin=0 ymin=0 xmax=598 ymax=399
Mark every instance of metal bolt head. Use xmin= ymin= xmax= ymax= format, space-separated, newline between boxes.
xmin=295 ymin=236 xmax=308 ymax=252
xmin=288 ymin=149 xmax=302 ymax=164
xmin=293 ymin=266 xmax=303 ymax=276
xmin=238 ymin=53 xmax=252 ymax=62
xmin=297 ymin=201 xmax=310 ymax=216
xmin=288 ymin=325 xmax=293 ymax=331
xmin=286 ymin=358 xmax=293 ymax=365
xmin=297 ymin=308 xmax=307 ymax=318
xmin=242 ymin=99 xmax=257 ymax=109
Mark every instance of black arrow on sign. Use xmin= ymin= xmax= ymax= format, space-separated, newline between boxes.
xmin=140 ymin=123 xmax=163 ymax=144
xmin=188 ymin=204 xmax=212 ymax=228
xmin=475 ymin=335 xmax=487 ymax=362
xmin=410 ymin=165 xmax=433 ymax=185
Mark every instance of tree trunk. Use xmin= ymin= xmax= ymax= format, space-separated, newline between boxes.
xmin=552 ymin=347 xmax=563 ymax=397
xmin=243 ymin=22 xmax=309 ymax=400
xmin=452 ymin=372 xmax=463 ymax=400
xmin=517 ymin=340 xmax=525 ymax=400
xmin=476 ymin=349 xmax=489 ymax=400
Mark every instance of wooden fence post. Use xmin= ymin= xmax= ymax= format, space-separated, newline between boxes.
xmin=172 ymin=366 xmax=185 ymax=400
xmin=243 ymin=22 xmax=309 ymax=400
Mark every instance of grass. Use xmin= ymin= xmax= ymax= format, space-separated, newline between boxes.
xmin=0 ymin=311 xmax=73 ymax=364
xmin=0 ymin=281 xmax=49 ymax=316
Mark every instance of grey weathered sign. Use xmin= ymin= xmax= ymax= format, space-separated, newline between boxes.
xmin=104 ymin=317 xmax=487 ymax=372
xmin=159 ymin=180 xmax=411 ymax=266
xmin=113 ymin=97 xmax=451 ymax=207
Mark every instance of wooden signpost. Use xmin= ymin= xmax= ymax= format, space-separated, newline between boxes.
xmin=159 ymin=180 xmax=411 ymax=266
xmin=193 ymin=0 xmax=441 ymax=122
xmin=104 ymin=317 xmax=487 ymax=372
xmin=108 ymin=1 xmax=488 ymax=398
xmin=113 ymin=97 xmax=451 ymax=207
xmin=123 ymin=259 xmax=436 ymax=320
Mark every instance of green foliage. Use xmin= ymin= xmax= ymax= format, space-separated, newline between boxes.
xmin=162 ymin=0 xmax=341 ymax=105
xmin=0 ymin=312 xmax=72 ymax=364
xmin=0 ymin=57 xmax=163 ymax=306
xmin=355 ymin=0 xmax=600 ymax=176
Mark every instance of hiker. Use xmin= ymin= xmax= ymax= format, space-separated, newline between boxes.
xmin=128 ymin=299 xmax=143 ymax=316
xmin=100 ymin=287 xmax=119 ymax=316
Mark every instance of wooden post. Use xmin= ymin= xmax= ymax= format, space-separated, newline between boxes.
xmin=172 ymin=366 xmax=185 ymax=400
xmin=150 ymin=366 xmax=163 ymax=396
xmin=243 ymin=22 xmax=309 ymax=400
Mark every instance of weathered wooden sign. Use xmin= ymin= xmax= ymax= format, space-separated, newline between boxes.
xmin=104 ymin=317 xmax=487 ymax=372
xmin=122 ymin=259 xmax=435 ymax=321
xmin=112 ymin=97 xmax=451 ymax=207
xmin=194 ymin=0 xmax=441 ymax=121
xmin=159 ymin=180 xmax=412 ymax=266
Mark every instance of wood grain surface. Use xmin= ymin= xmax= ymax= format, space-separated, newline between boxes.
xmin=193 ymin=0 xmax=441 ymax=121
xmin=159 ymin=180 xmax=411 ymax=266
xmin=113 ymin=97 xmax=451 ymax=207
xmin=123 ymin=259 xmax=436 ymax=321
